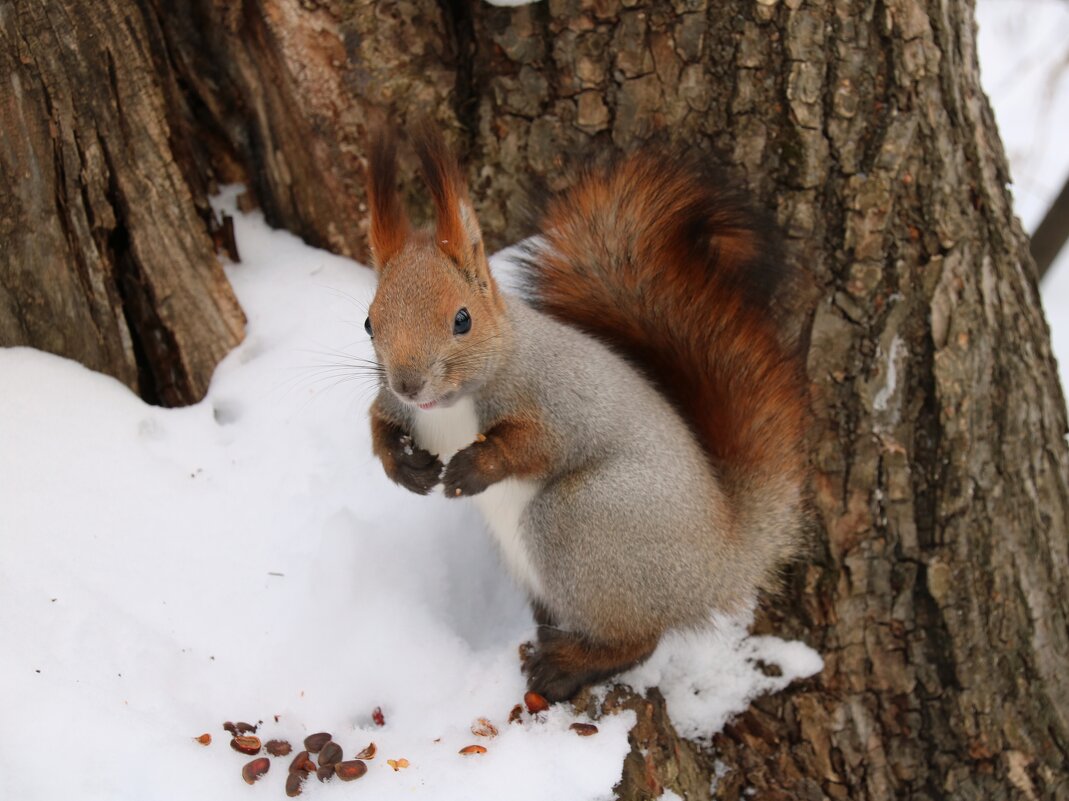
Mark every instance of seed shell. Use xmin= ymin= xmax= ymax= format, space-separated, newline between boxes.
xmin=241 ymin=757 xmax=270 ymax=785
xmin=303 ymin=732 xmax=332 ymax=753
xmin=265 ymin=739 xmax=292 ymax=757
xmin=318 ymin=741 xmax=343 ymax=767
xmin=471 ymin=718 xmax=498 ymax=738
xmin=230 ymin=735 xmax=262 ymax=755
xmin=524 ymin=691 xmax=550 ymax=714
xmin=335 ymin=760 xmax=368 ymax=781
xmin=355 ymin=742 xmax=377 ymax=760
xmin=285 ymin=772 xmax=305 ymax=797
xmin=289 ymin=750 xmax=316 ymax=774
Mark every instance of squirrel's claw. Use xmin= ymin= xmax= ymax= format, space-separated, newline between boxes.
xmin=442 ymin=445 xmax=493 ymax=498
xmin=384 ymin=434 xmax=444 ymax=495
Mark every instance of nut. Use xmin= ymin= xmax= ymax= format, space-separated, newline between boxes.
xmin=471 ymin=718 xmax=498 ymax=738
xmin=524 ymin=691 xmax=550 ymax=714
xmin=303 ymin=732 xmax=332 ymax=753
xmin=508 ymin=704 xmax=524 ymax=724
xmin=289 ymin=750 xmax=316 ymax=774
xmin=285 ymin=772 xmax=305 ymax=797
xmin=316 ymin=765 xmax=334 ymax=782
xmin=569 ymin=722 xmax=599 ymax=736
xmin=194 ymin=733 xmax=212 ymax=746
xmin=355 ymin=742 xmax=377 ymax=760
xmin=372 ymin=707 xmax=385 ymax=726
xmin=335 ymin=760 xmax=368 ymax=781
xmin=318 ymin=741 xmax=343 ymax=767
xmin=241 ymin=757 xmax=270 ymax=785
xmin=230 ymin=735 xmax=262 ymax=755
xmin=459 ymin=744 xmax=487 ymax=756
xmin=265 ymin=739 xmax=292 ymax=757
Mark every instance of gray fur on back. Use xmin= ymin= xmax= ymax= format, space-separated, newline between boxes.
xmin=481 ymin=299 xmax=757 ymax=640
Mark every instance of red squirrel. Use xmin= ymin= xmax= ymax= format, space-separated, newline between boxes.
xmin=364 ymin=123 xmax=808 ymax=702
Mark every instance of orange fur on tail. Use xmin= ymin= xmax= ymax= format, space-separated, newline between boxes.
xmin=520 ymin=155 xmax=808 ymax=491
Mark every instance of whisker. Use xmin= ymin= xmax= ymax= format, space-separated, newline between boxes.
xmin=317 ymin=284 xmax=373 ymax=314
xmin=298 ymin=346 xmax=384 ymax=370
xmin=444 ymin=333 xmax=503 ymax=368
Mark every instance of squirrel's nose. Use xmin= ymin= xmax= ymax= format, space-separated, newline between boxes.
xmin=390 ymin=368 xmax=426 ymax=400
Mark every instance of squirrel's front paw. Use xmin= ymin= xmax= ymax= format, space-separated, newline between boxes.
xmin=383 ymin=434 xmax=443 ymax=495
xmin=442 ymin=444 xmax=498 ymax=497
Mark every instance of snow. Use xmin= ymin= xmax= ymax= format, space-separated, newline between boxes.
xmin=0 ymin=187 xmax=821 ymax=800
xmin=977 ymin=0 xmax=1069 ymax=392
xmin=621 ymin=610 xmax=824 ymax=743
xmin=976 ymin=0 xmax=1069 ymax=231
xmin=873 ymin=335 xmax=906 ymax=417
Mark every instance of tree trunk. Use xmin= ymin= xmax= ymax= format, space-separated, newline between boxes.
xmin=4 ymin=0 xmax=1068 ymax=798
xmin=0 ymin=0 xmax=245 ymax=405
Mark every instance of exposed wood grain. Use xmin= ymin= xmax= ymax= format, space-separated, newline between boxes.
xmin=0 ymin=0 xmax=244 ymax=404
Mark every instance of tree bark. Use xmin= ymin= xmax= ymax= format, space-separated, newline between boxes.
xmin=0 ymin=0 xmax=245 ymax=405
xmin=4 ymin=0 xmax=1068 ymax=798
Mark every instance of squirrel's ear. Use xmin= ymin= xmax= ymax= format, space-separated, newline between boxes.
xmin=411 ymin=120 xmax=488 ymax=284
xmin=365 ymin=129 xmax=409 ymax=271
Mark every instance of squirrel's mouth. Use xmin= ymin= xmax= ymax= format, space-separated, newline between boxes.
xmin=410 ymin=389 xmax=458 ymax=411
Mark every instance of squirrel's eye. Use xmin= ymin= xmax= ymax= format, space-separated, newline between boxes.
xmin=364 ymin=316 xmax=373 ymax=338
xmin=453 ymin=308 xmax=472 ymax=335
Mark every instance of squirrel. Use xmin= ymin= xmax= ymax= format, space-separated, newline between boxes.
xmin=363 ymin=122 xmax=808 ymax=702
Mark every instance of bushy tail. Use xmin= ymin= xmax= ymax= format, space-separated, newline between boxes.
xmin=520 ymin=154 xmax=808 ymax=538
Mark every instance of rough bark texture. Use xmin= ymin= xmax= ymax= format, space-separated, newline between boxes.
xmin=4 ymin=0 xmax=1068 ymax=798
xmin=144 ymin=0 xmax=460 ymax=259
xmin=0 ymin=0 xmax=245 ymax=404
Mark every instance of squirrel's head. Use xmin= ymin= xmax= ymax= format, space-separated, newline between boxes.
xmin=364 ymin=123 xmax=507 ymax=412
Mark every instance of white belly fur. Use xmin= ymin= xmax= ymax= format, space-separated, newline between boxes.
xmin=412 ymin=397 xmax=543 ymax=596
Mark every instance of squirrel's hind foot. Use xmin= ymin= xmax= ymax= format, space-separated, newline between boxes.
xmin=523 ymin=626 xmax=658 ymax=703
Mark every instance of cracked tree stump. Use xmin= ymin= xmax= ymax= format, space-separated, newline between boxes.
xmin=0 ymin=0 xmax=245 ymax=405
xmin=3 ymin=0 xmax=1068 ymax=798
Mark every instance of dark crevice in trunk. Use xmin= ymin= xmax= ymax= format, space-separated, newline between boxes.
xmin=108 ymin=221 xmax=161 ymax=406
xmin=103 ymin=151 xmax=187 ymax=407
xmin=137 ymin=0 xmax=226 ymax=220
xmin=438 ymin=0 xmax=480 ymax=153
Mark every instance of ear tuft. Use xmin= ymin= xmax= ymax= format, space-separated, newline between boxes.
xmin=411 ymin=120 xmax=484 ymax=272
xmin=365 ymin=128 xmax=409 ymax=270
